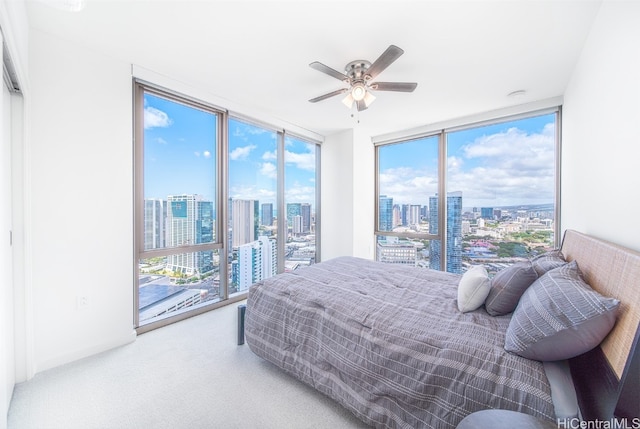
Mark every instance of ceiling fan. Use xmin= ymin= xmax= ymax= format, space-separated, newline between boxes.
xmin=308 ymin=45 xmax=417 ymax=112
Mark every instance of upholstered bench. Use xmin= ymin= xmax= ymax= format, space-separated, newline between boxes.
xmin=457 ymin=410 xmax=557 ymax=429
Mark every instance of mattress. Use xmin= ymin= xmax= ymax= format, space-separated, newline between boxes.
xmin=245 ymin=256 xmax=556 ymax=428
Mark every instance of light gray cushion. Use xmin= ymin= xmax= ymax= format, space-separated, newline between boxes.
xmin=542 ymin=360 xmax=579 ymax=419
xmin=530 ymin=249 xmax=566 ymax=276
xmin=485 ymin=261 xmax=538 ymax=316
xmin=505 ymin=261 xmax=620 ymax=361
xmin=457 ymin=410 xmax=557 ymax=429
xmin=457 ymin=265 xmax=490 ymax=313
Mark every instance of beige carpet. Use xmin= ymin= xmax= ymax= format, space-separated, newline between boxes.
xmin=8 ymin=301 xmax=369 ymax=429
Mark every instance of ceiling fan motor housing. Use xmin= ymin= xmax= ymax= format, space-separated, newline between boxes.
xmin=345 ymin=60 xmax=372 ymax=82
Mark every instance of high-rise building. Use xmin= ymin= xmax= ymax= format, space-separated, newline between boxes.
xmin=481 ymin=207 xmax=494 ymax=220
xmin=401 ymin=204 xmax=410 ymax=226
xmin=379 ymin=195 xmax=394 ymax=231
xmin=301 ymin=203 xmax=311 ymax=233
xmin=196 ymin=200 xmax=214 ymax=273
xmin=292 ymin=215 xmax=303 ymax=235
xmin=166 ymin=194 xmax=213 ymax=275
xmin=409 ymin=204 xmax=421 ymax=226
xmin=143 ymin=198 xmax=165 ymax=250
xmin=429 ymin=192 xmax=463 ymax=274
xmin=392 ymin=204 xmax=402 ymax=227
xmin=261 ymin=203 xmax=273 ymax=226
xmin=376 ymin=236 xmax=417 ymax=265
xmin=235 ymin=236 xmax=277 ymax=291
xmin=286 ymin=203 xmax=301 ymax=229
xmin=231 ymin=199 xmax=259 ymax=247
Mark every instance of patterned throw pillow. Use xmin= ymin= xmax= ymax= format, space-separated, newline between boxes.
xmin=485 ymin=261 xmax=538 ymax=316
xmin=530 ymin=249 xmax=567 ymax=276
xmin=504 ymin=261 xmax=620 ymax=361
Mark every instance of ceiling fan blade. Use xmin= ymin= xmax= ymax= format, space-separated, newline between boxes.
xmin=365 ymin=45 xmax=404 ymax=80
xmin=370 ymin=82 xmax=418 ymax=92
xmin=309 ymin=61 xmax=349 ymax=82
xmin=356 ymin=99 xmax=368 ymax=112
xmin=309 ymin=88 xmax=349 ymax=103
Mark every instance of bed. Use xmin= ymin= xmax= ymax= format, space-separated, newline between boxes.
xmin=244 ymin=230 xmax=640 ymax=428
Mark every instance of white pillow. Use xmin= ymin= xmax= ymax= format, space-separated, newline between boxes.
xmin=457 ymin=265 xmax=490 ymax=313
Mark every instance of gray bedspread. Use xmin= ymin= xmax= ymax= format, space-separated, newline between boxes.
xmin=245 ymin=256 xmax=556 ymax=428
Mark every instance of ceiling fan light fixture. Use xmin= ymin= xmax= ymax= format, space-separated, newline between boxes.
xmin=342 ymin=93 xmax=355 ymax=109
xmin=351 ymin=83 xmax=367 ymax=101
xmin=363 ymin=90 xmax=376 ymax=107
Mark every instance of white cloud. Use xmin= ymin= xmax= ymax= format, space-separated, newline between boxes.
xmin=203 ymin=150 xmax=212 ymax=159
xmin=230 ymin=144 xmax=256 ymax=161
xmin=380 ymin=124 xmax=556 ymax=208
xmin=285 ymin=149 xmax=315 ymax=171
xmin=286 ymin=183 xmax=316 ymax=204
xmin=260 ymin=149 xmax=315 ymax=171
xmin=260 ymin=162 xmax=277 ymax=179
xmin=379 ymin=166 xmax=438 ymax=205
xmin=449 ymin=125 xmax=556 ymax=206
xmin=229 ymin=185 xmax=276 ymax=203
xmin=262 ymin=150 xmax=276 ymax=161
xmin=144 ymin=106 xmax=172 ymax=129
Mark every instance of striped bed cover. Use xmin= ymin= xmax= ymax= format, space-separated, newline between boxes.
xmin=245 ymin=256 xmax=556 ymax=428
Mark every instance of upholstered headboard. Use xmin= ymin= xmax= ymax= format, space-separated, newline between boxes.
xmin=560 ymin=229 xmax=640 ymax=419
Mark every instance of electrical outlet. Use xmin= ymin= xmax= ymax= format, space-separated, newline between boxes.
xmin=77 ymin=295 xmax=90 ymax=310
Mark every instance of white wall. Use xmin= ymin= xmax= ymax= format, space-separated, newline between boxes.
xmin=28 ymin=29 xmax=136 ymax=372
xmin=321 ymin=130 xmax=355 ymax=260
xmin=562 ymin=1 xmax=640 ymax=252
xmin=351 ymin=127 xmax=375 ymax=259
xmin=321 ymin=127 xmax=375 ymax=262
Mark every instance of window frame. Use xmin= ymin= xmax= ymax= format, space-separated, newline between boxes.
xmin=133 ymin=80 xmax=322 ymax=332
xmin=374 ymin=107 xmax=562 ymax=272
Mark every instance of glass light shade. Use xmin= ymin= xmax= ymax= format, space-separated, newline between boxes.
xmin=351 ymin=83 xmax=367 ymax=101
xmin=342 ymin=93 xmax=354 ymax=108
xmin=363 ymin=91 xmax=376 ymax=107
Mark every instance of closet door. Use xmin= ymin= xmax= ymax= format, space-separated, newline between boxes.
xmin=1 ymin=41 xmax=15 ymax=425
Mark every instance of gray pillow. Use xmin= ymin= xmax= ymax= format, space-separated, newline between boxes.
xmin=485 ymin=261 xmax=538 ymax=316
xmin=530 ymin=249 xmax=566 ymax=276
xmin=504 ymin=261 xmax=620 ymax=361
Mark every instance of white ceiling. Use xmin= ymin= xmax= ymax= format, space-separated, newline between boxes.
xmin=25 ymin=0 xmax=602 ymax=137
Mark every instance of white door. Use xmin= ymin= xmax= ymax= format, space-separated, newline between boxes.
xmin=1 ymin=36 xmax=15 ymax=428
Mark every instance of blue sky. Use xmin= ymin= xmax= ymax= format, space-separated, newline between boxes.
xmin=144 ymin=94 xmax=216 ymax=200
xmin=379 ymin=113 xmax=556 ymax=209
xmin=144 ymin=94 xmax=317 ymax=209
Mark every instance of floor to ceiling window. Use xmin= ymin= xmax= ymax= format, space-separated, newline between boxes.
xmin=376 ymin=135 xmax=439 ymax=268
xmin=134 ymin=84 xmax=222 ymax=329
xmin=375 ymin=109 xmax=559 ymax=274
xmin=227 ymin=117 xmax=279 ymax=295
xmin=284 ymin=135 xmax=319 ymax=271
xmin=134 ymin=81 xmax=321 ymax=330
